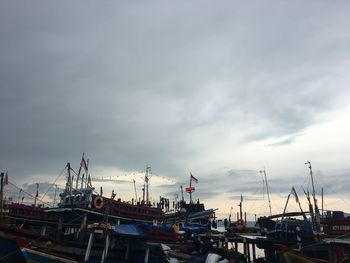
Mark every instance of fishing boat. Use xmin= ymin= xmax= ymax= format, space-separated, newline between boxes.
xmin=0 ymin=157 xmax=221 ymax=262
xmin=164 ymin=174 xmax=215 ymax=227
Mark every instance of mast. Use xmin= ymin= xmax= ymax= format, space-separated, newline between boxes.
xmin=281 ymin=192 xmax=291 ymax=224
xmin=133 ymin=179 xmax=138 ymax=202
xmin=189 ymin=175 xmax=192 ymax=204
xmin=0 ymin=173 xmax=4 ymax=218
xmin=305 ymin=161 xmax=320 ymax=224
xmin=34 ymin=183 xmax=39 ymax=207
xmin=303 ymin=188 xmax=315 ymax=223
xmin=239 ymin=194 xmax=243 ymax=220
xmin=142 ymin=184 xmax=145 ymax=204
xmin=53 ymin=184 xmax=58 ymax=207
xmin=321 ymin=187 xmax=324 ymax=219
xmin=76 ymin=168 xmax=80 ymax=189
xmin=260 ymin=169 xmax=272 ymax=216
xmin=145 ymin=166 xmax=151 ymax=206
xmin=180 ymin=185 xmax=184 ymax=202
xmin=229 ymin=206 xmax=233 ymax=223
xmin=67 ymin=163 xmax=72 ymax=194
xmin=292 ymin=186 xmax=307 ymax=220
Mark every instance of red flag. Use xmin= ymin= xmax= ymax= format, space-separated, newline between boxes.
xmin=4 ymin=172 xmax=8 ymax=185
xmin=190 ymin=173 xmax=198 ymax=183
xmin=291 ymin=186 xmax=299 ymax=203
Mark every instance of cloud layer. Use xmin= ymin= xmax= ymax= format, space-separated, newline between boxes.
xmin=1 ymin=1 xmax=350 ymax=214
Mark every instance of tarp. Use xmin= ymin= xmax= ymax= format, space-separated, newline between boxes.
xmin=112 ymin=224 xmax=144 ymax=237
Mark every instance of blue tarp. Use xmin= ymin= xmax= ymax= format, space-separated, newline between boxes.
xmin=112 ymin=224 xmax=145 ymax=237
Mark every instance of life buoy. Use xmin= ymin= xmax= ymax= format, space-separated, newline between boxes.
xmin=236 ymin=219 xmax=245 ymax=229
xmin=94 ymin=196 xmax=104 ymax=209
xmin=237 ymin=219 xmax=245 ymax=225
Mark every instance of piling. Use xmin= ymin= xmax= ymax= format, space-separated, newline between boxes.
xmin=125 ymin=244 xmax=130 ymax=260
xmin=144 ymin=247 xmax=150 ymax=263
xmin=252 ymin=243 xmax=256 ymax=261
xmin=84 ymin=232 xmax=94 ymax=262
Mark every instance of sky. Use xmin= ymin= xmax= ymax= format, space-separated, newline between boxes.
xmin=1 ymin=1 xmax=350 ymax=220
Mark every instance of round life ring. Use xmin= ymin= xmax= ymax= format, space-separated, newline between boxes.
xmin=236 ymin=219 xmax=245 ymax=229
xmin=237 ymin=219 xmax=244 ymax=225
xmin=94 ymin=196 xmax=104 ymax=209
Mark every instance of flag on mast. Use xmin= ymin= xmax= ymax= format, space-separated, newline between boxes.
xmin=190 ymin=173 xmax=198 ymax=183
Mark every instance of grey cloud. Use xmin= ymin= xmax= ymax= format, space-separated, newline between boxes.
xmin=266 ymin=135 xmax=300 ymax=147
xmin=1 ymin=1 xmax=350 ymax=199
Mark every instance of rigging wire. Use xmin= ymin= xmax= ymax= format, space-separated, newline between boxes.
xmin=39 ymin=164 xmax=68 ymax=204
xmin=7 ymin=181 xmax=53 ymax=208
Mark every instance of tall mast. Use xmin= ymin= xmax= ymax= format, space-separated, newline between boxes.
xmin=133 ymin=179 xmax=138 ymax=202
xmin=260 ymin=169 xmax=272 ymax=216
xmin=142 ymin=184 xmax=145 ymax=204
xmin=189 ymin=174 xmax=192 ymax=204
xmin=0 ymin=173 xmax=4 ymax=218
xmin=145 ymin=166 xmax=151 ymax=206
xmin=303 ymin=188 xmax=315 ymax=223
xmin=321 ymin=187 xmax=324 ymax=219
xmin=305 ymin=161 xmax=320 ymax=224
xmin=53 ymin=184 xmax=58 ymax=207
xmin=180 ymin=185 xmax=184 ymax=202
xmin=34 ymin=183 xmax=39 ymax=207
xmin=239 ymin=194 xmax=243 ymax=220
xmin=67 ymin=162 xmax=72 ymax=198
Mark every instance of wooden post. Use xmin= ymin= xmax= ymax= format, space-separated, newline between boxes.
xmin=252 ymin=243 xmax=256 ymax=261
xmin=224 ymin=237 xmax=228 ymax=250
xmin=84 ymin=232 xmax=94 ymax=262
xmin=144 ymin=247 xmax=150 ymax=263
xmin=247 ymin=243 xmax=251 ymax=262
xmin=243 ymin=238 xmax=247 ymax=255
xmin=41 ymin=225 xmax=47 ymax=236
xmin=101 ymin=233 xmax=110 ymax=263
xmin=125 ymin=244 xmax=130 ymax=260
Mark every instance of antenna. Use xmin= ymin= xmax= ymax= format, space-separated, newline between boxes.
xmin=259 ymin=168 xmax=272 ymax=216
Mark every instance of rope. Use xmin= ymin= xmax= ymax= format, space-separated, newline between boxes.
xmin=7 ymin=182 xmax=53 ymax=208
xmin=39 ymin=164 xmax=68 ymax=204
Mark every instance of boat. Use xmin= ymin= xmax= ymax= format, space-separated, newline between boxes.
xmin=0 ymin=156 xmax=222 ymax=262
xmin=164 ymin=174 xmax=215 ymax=226
xmin=322 ymin=210 xmax=350 ymax=238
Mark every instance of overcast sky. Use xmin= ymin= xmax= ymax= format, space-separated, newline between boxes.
xmin=1 ymin=1 xmax=350 ymax=218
